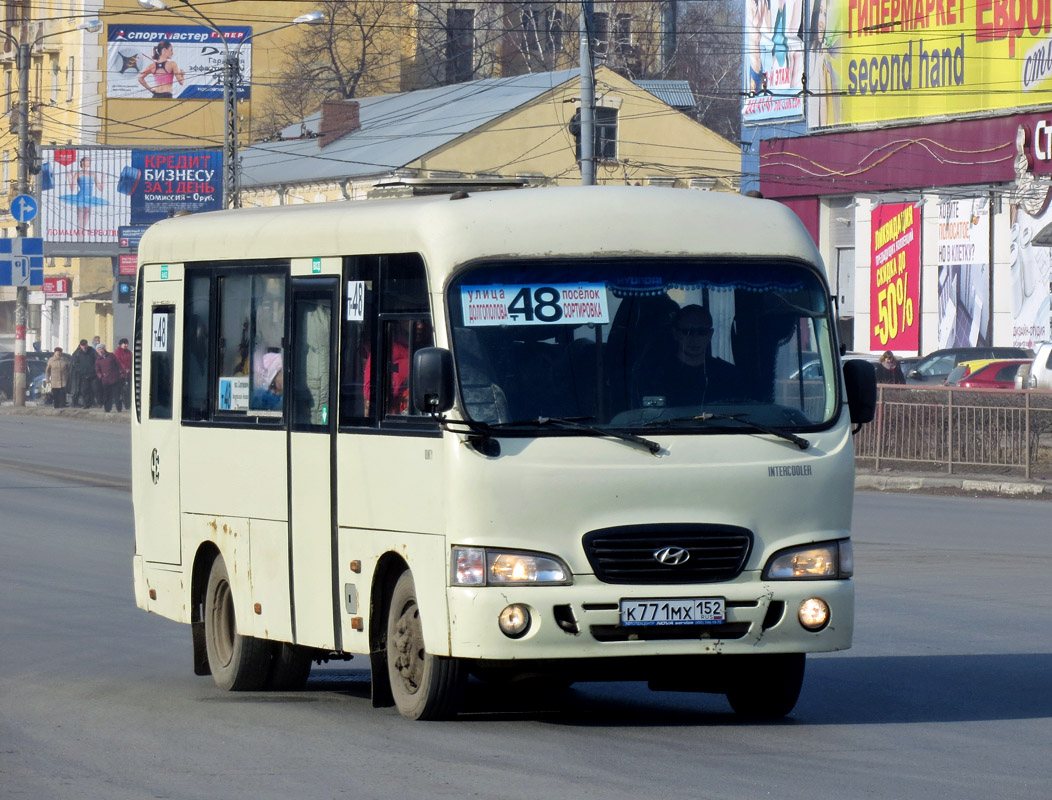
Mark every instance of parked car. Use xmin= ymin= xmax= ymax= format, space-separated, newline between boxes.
xmin=1020 ymin=342 xmax=1052 ymax=390
xmin=904 ymin=347 xmax=1032 ymax=384
xmin=28 ymin=372 xmax=51 ymax=403
xmin=946 ymin=359 xmax=1031 ymax=389
xmin=0 ymin=353 xmax=49 ymax=402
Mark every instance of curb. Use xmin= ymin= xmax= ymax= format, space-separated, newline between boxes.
xmin=0 ymin=404 xmax=131 ymax=424
xmin=855 ymin=472 xmax=1052 ymax=498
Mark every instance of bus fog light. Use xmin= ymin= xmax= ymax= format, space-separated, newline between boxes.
xmin=798 ymin=597 xmax=830 ymax=631
xmin=498 ymin=604 xmax=531 ymax=638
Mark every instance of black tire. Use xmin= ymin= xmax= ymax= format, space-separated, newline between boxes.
xmin=203 ymin=556 xmax=273 ymax=691
xmin=266 ymin=643 xmax=314 ymax=691
xmin=386 ymin=571 xmax=464 ymax=720
xmin=726 ymin=653 xmax=806 ymax=719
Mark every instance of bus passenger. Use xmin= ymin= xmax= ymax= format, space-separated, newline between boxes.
xmin=252 ymin=351 xmax=283 ymax=410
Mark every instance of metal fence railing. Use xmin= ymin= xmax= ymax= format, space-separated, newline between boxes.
xmin=853 ymin=386 xmax=1052 ymax=481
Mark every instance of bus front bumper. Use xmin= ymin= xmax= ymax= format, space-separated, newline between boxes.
xmin=447 ymin=575 xmax=853 ymax=662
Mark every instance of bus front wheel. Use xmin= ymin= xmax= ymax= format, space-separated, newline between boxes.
xmin=725 ymin=653 xmax=806 ymax=719
xmin=386 ymin=571 xmax=464 ymax=720
xmin=204 ymin=556 xmax=272 ymax=691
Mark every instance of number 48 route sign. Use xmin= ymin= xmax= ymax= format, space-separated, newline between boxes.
xmin=0 ymin=238 xmax=44 ymax=287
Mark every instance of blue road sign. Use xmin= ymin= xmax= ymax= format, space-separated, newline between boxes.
xmin=11 ymin=194 xmax=38 ymax=224
xmin=0 ymin=238 xmax=44 ymax=286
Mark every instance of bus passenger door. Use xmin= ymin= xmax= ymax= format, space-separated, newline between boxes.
xmin=136 ymin=273 xmax=183 ymax=566
xmin=288 ymin=278 xmax=339 ymax=650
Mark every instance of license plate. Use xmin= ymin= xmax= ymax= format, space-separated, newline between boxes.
xmin=619 ymin=597 xmax=725 ymax=627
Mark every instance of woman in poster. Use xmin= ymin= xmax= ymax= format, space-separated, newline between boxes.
xmin=60 ymin=156 xmax=107 ymax=239
xmin=138 ymin=40 xmax=184 ymax=99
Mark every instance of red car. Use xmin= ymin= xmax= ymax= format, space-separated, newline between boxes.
xmin=948 ymin=359 xmax=1031 ymax=389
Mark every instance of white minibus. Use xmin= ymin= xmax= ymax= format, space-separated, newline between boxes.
xmin=131 ymin=187 xmax=876 ymax=719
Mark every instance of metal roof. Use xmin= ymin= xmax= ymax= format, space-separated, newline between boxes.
xmin=635 ymin=80 xmax=696 ymax=109
xmin=240 ymin=70 xmax=580 ymax=189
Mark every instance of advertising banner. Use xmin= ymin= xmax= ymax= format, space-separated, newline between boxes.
xmin=936 ymin=198 xmax=991 ymax=348
xmin=870 ymin=202 xmax=921 ymax=351
xmin=1009 ymin=203 xmax=1052 ymax=348
xmin=40 ymin=147 xmax=222 ymax=244
xmin=807 ymin=0 xmax=1052 ymax=128
xmin=42 ymin=276 xmax=71 ymax=299
xmin=743 ymin=0 xmax=805 ymax=123
xmin=107 ymin=24 xmax=252 ymax=100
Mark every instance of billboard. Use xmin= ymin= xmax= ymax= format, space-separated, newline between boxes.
xmin=807 ymin=0 xmax=1052 ymax=128
xmin=107 ymin=24 xmax=252 ymax=100
xmin=743 ymin=0 xmax=805 ymax=122
xmin=1009 ymin=203 xmax=1052 ymax=349
xmin=936 ymin=198 xmax=991 ymax=348
xmin=870 ymin=202 xmax=921 ymax=352
xmin=40 ymin=148 xmax=222 ymax=244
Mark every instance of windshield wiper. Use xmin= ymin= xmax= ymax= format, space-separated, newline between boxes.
xmin=490 ymin=416 xmax=662 ymax=456
xmin=645 ymin=412 xmax=810 ymax=450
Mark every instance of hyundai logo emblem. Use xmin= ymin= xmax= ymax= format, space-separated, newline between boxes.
xmin=654 ymin=546 xmax=690 ymax=566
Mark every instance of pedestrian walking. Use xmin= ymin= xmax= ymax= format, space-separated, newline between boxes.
xmin=71 ymin=339 xmax=97 ymax=408
xmin=94 ymin=344 xmax=123 ymax=412
xmin=45 ymin=346 xmax=71 ymax=408
xmin=876 ymin=351 xmax=906 ymax=384
xmin=114 ymin=337 xmax=133 ymax=410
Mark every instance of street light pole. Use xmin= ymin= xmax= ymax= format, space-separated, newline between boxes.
xmin=4 ymin=20 xmax=100 ymax=406
xmin=138 ymin=0 xmax=323 ymax=209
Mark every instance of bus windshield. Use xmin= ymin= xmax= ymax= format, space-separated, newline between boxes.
xmin=448 ymin=258 xmax=838 ymax=432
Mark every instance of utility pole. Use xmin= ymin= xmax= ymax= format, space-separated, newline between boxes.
xmin=579 ymin=0 xmax=596 ymax=186
xmin=222 ymin=51 xmax=240 ymax=208
xmin=12 ymin=40 xmax=30 ymax=406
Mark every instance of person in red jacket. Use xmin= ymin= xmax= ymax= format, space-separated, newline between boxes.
xmin=94 ymin=344 xmax=124 ymax=412
xmin=114 ymin=337 xmax=133 ymax=409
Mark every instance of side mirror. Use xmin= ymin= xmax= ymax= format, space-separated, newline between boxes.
xmin=412 ymin=347 xmax=455 ymax=414
xmin=842 ymin=359 xmax=877 ymax=424
xmin=908 ymin=369 xmax=921 ymax=380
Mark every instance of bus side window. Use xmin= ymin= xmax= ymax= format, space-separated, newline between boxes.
xmin=339 ymin=253 xmax=432 ymax=426
xmin=149 ymin=306 xmax=175 ymax=420
xmin=339 ymin=257 xmax=377 ymax=426
xmin=381 ymin=318 xmax=433 ymax=417
xmin=215 ymin=271 xmax=285 ymax=417
xmin=183 ymin=273 xmax=211 ymax=421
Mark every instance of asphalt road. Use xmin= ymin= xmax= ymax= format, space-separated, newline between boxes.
xmin=1 ymin=415 xmax=1050 ymax=799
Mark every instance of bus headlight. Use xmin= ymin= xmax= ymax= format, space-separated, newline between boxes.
xmin=452 ymin=547 xmax=572 ymax=586
xmin=763 ymin=540 xmax=853 ymax=580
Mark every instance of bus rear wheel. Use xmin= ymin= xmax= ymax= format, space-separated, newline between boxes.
xmin=725 ymin=653 xmax=806 ymax=719
xmin=386 ymin=571 xmax=464 ymax=720
xmin=204 ymin=556 xmax=272 ymax=691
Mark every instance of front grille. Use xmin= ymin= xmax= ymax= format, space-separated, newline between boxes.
xmin=582 ymin=524 xmax=753 ymax=584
